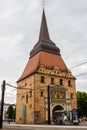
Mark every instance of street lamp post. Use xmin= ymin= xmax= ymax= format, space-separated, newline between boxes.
xmin=47 ymin=85 xmax=51 ymax=125
xmin=0 ymin=80 xmax=5 ymax=129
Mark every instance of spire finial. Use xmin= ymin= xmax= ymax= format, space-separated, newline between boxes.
xmin=39 ymin=1 xmax=50 ymax=41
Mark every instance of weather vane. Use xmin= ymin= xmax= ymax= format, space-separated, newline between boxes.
xmin=42 ymin=0 xmax=45 ymax=8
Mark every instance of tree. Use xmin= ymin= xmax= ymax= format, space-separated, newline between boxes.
xmin=7 ymin=105 xmax=14 ymax=119
xmin=76 ymin=91 xmax=87 ymax=117
xmin=13 ymin=107 xmax=16 ymax=121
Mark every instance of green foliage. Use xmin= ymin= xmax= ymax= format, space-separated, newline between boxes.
xmin=13 ymin=107 xmax=16 ymax=120
xmin=7 ymin=105 xmax=16 ymax=120
xmin=76 ymin=91 xmax=87 ymax=117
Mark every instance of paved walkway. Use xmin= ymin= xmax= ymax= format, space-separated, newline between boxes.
xmin=1 ymin=122 xmax=87 ymax=130
xmin=79 ymin=121 xmax=87 ymax=126
xmin=1 ymin=121 xmax=87 ymax=130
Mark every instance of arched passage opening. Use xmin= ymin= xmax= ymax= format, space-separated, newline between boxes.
xmin=52 ymin=105 xmax=65 ymax=124
xmin=53 ymin=105 xmax=64 ymax=114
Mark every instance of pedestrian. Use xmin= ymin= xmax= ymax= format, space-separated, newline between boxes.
xmin=59 ymin=114 xmax=63 ymax=125
xmin=51 ymin=117 xmax=54 ymax=125
xmin=63 ymin=113 xmax=68 ymax=125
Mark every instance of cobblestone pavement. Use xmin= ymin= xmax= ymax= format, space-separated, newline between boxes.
xmin=79 ymin=121 xmax=87 ymax=126
xmin=1 ymin=121 xmax=87 ymax=130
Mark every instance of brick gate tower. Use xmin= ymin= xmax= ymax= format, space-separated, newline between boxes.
xmin=16 ymin=8 xmax=77 ymax=124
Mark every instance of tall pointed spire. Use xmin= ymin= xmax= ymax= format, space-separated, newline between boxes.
xmin=39 ymin=9 xmax=50 ymax=41
xmin=30 ymin=8 xmax=60 ymax=58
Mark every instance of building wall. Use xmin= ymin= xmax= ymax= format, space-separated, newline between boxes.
xmin=16 ymin=65 xmax=77 ymax=124
xmin=16 ymin=75 xmax=35 ymax=124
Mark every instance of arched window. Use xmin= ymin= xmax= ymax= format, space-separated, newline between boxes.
xmin=41 ymin=76 xmax=45 ymax=83
xmin=60 ymin=79 xmax=63 ymax=85
xmin=68 ymin=80 xmax=71 ymax=87
xmin=50 ymin=78 xmax=54 ymax=84
xmin=70 ymin=93 xmax=74 ymax=99
xmin=40 ymin=91 xmax=43 ymax=97
xmin=30 ymin=90 xmax=32 ymax=98
xmin=26 ymin=95 xmax=28 ymax=103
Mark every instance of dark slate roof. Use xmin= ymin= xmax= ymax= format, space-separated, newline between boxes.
xmin=30 ymin=9 xmax=60 ymax=58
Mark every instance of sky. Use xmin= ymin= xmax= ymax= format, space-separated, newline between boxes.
xmin=0 ymin=0 xmax=87 ymax=103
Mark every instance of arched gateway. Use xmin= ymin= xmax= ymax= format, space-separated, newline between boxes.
xmin=52 ymin=105 xmax=65 ymax=124
xmin=53 ymin=105 xmax=64 ymax=114
xmin=49 ymin=85 xmax=70 ymax=124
